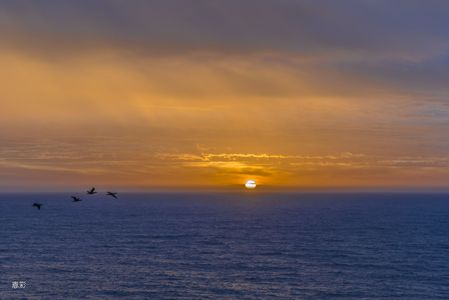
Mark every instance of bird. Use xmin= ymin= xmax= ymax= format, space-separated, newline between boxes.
xmin=32 ymin=203 xmax=43 ymax=210
xmin=86 ymin=187 xmax=97 ymax=195
xmin=106 ymin=192 xmax=118 ymax=199
xmin=71 ymin=196 xmax=82 ymax=202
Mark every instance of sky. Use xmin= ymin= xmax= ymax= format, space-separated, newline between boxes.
xmin=1 ymin=0 xmax=449 ymax=191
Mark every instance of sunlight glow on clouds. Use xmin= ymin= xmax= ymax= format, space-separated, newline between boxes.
xmin=0 ymin=0 xmax=448 ymax=190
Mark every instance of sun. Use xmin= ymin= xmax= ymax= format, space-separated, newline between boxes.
xmin=245 ymin=180 xmax=257 ymax=189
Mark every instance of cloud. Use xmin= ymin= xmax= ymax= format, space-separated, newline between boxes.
xmin=156 ymin=152 xmax=365 ymax=162
xmin=2 ymin=1 xmax=449 ymax=61
xmin=0 ymin=1 xmax=449 ymax=189
xmin=183 ymin=161 xmax=274 ymax=177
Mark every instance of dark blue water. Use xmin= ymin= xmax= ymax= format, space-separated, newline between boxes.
xmin=1 ymin=193 xmax=449 ymax=299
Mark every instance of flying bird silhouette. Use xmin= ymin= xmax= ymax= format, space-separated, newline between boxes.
xmin=32 ymin=203 xmax=43 ymax=210
xmin=72 ymin=196 xmax=82 ymax=202
xmin=87 ymin=187 xmax=97 ymax=195
xmin=106 ymin=192 xmax=118 ymax=199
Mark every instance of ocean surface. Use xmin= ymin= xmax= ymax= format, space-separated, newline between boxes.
xmin=1 ymin=192 xmax=449 ymax=299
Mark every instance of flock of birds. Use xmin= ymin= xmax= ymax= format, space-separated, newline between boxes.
xmin=32 ymin=187 xmax=118 ymax=210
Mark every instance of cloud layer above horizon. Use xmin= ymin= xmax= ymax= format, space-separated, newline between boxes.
xmin=1 ymin=0 xmax=449 ymax=190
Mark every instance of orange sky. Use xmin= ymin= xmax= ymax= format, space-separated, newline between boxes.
xmin=1 ymin=1 xmax=449 ymax=191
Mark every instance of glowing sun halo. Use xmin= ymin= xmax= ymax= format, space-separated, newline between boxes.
xmin=245 ymin=180 xmax=257 ymax=189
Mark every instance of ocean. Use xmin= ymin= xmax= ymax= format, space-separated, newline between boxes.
xmin=1 ymin=192 xmax=448 ymax=299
